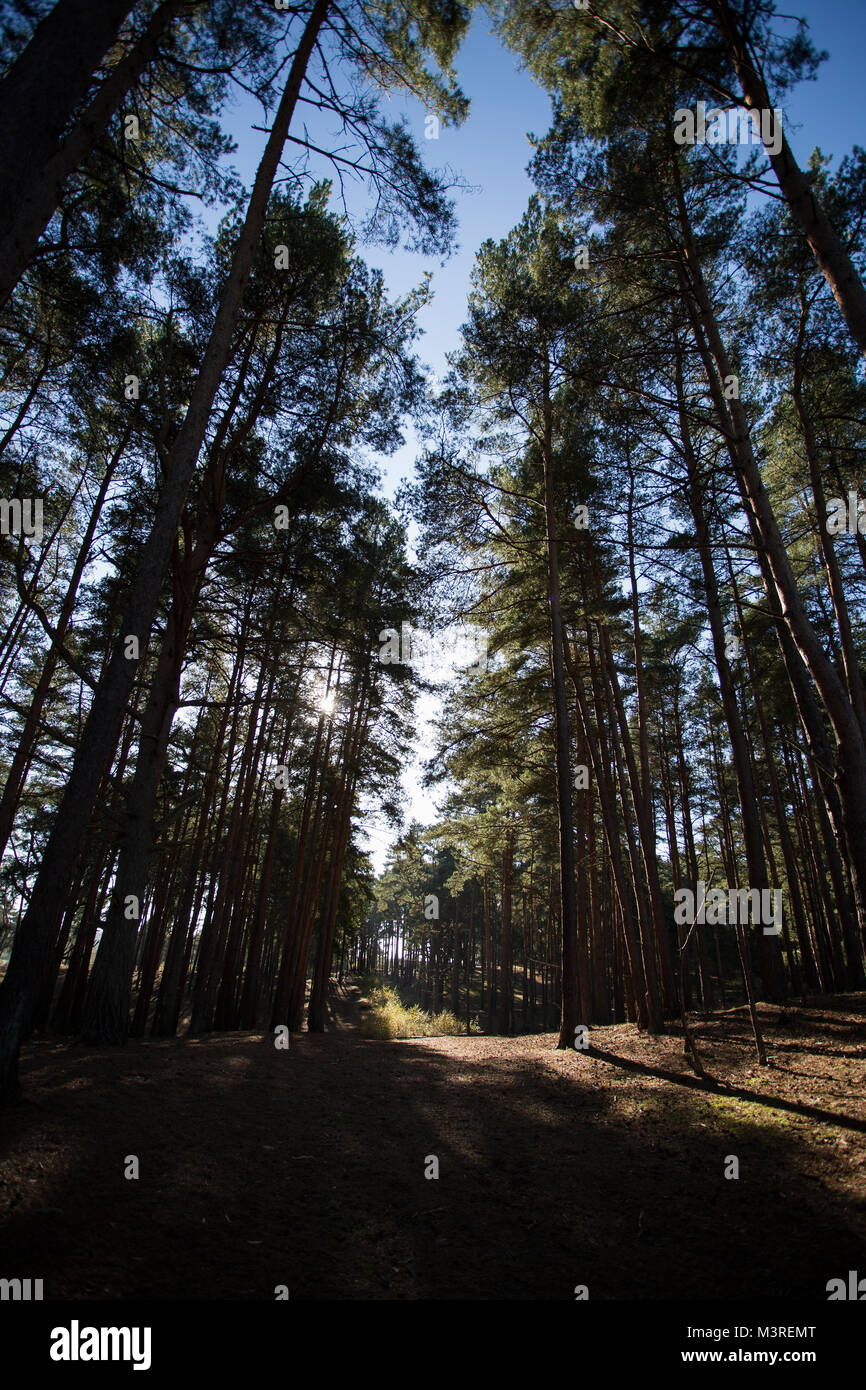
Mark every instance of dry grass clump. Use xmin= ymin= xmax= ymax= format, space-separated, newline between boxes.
xmin=359 ymin=985 xmax=473 ymax=1039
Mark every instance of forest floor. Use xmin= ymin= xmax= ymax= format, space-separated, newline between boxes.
xmin=1 ymin=980 xmax=865 ymax=1299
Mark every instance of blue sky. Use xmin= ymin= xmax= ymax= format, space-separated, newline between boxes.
xmin=353 ymin=0 xmax=866 ymax=867
xmin=349 ymin=0 xmax=866 ymax=496
xmin=212 ymin=0 xmax=866 ymax=870
xmin=215 ymin=0 xmax=866 ymax=500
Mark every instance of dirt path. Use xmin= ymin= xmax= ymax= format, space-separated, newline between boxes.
xmin=322 ymin=977 xmax=363 ymax=1033
xmin=1 ymin=987 xmax=865 ymax=1299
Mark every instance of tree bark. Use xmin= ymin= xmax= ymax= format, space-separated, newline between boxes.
xmin=670 ymin=156 xmax=866 ymax=950
xmin=0 ymin=0 xmax=192 ymax=308
xmin=539 ymin=359 xmax=582 ymax=1049
xmin=711 ymin=0 xmax=866 ymax=359
xmin=0 ymin=0 xmax=329 ymax=1104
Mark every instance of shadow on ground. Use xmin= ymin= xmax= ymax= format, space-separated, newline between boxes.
xmin=1 ymin=987 xmax=864 ymax=1299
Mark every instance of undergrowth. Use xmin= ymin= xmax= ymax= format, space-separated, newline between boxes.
xmin=359 ymin=983 xmax=480 ymax=1039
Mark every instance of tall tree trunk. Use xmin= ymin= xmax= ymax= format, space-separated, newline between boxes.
xmin=0 ymin=434 xmax=127 ymax=857
xmin=675 ymin=352 xmax=786 ymax=1001
xmin=540 ymin=359 xmax=582 ymax=1049
xmin=791 ymin=326 xmax=866 ymax=740
xmin=150 ymin=643 xmax=244 ymax=1037
xmin=498 ymin=828 xmax=514 ymax=1035
xmin=308 ymin=697 xmax=369 ymax=1032
xmin=0 ymin=0 xmax=192 ymax=308
xmin=0 ymin=0 xmax=329 ymax=1105
xmin=0 ymin=0 xmax=136 ymax=285
xmin=80 ymin=588 xmax=189 ymax=1043
xmin=482 ymin=871 xmax=493 ymax=1027
xmin=670 ymin=158 xmax=866 ymax=946
xmin=711 ymin=0 xmax=866 ymax=359
xmin=599 ymin=623 xmax=676 ymax=1014
xmin=565 ymin=629 xmax=655 ymax=1030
